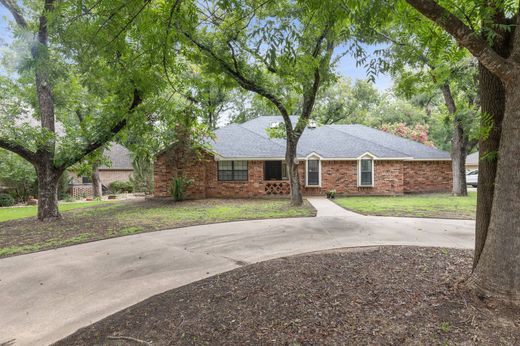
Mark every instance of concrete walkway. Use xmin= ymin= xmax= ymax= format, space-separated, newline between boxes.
xmin=0 ymin=198 xmax=475 ymax=345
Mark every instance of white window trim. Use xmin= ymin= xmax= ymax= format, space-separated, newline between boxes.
xmin=305 ymin=157 xmax=322 ymax=187
xmin=357 ymin=157 xmax=374 ymax=187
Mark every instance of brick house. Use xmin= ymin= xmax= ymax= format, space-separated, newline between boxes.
xmin=154 ymin=117 xmax=452 ymax=198
xmin=70 ymin=144 xmax=133 ymax=198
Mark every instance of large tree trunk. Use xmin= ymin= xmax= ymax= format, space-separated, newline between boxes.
xmin=91 ymin=164 xmax=102 ymax=198
xmin=469 ymin=82 xmax=520 ymax=303
xmin=440 ymin=83 xmax=468 ymax=196
xmin=473 ymin=63 xmax=505 ymax=268
xmin=36 ymin=164 xmax=61 ymax=221
xmin=286 ymin=134 xmax=303 ymax=206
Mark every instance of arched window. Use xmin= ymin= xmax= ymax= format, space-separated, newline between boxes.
xmin=358 ymin=156 xmax=374 ymax=187
xmin=306 ymin=155 xmax=321 ymax=187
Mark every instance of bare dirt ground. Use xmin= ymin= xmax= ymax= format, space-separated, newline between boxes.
xmin=55 ymin=246 xmax=520 ymax=346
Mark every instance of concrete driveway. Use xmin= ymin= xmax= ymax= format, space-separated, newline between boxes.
xmin=0 ymin=198 xmax=475 ymax=345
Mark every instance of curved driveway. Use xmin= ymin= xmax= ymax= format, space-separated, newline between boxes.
xmin=0 ymin=198 xmax=474 ymax=345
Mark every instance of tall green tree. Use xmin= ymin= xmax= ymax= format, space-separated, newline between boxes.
xmin=312 ymin=78 xmax=381 ymax=125
xmin=0 ymin=0 xmax=181 ymax=220
xmin=399 ymin=0 xmax=520 ymax=302
xmin=382 ymin=21 xmax=480 ymax=196
xmin=176 ymin=0 xmax=352 ymax=205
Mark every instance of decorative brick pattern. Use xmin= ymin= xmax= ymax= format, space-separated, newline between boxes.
xmin=70 ymin=185 xmax=94 ymax=198
xmin=265 ymin=181 xmax=290 ymax=195
xmin=154 ymin=149 xmax=452 ymax=198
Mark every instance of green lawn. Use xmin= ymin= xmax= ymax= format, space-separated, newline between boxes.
xmin=1 ymin=198 xmax=316 ymax=257
xmin=335 ymin=193 xmax=476 ymax=219
xmin=0 ymin=200 xmax=110 ymax=222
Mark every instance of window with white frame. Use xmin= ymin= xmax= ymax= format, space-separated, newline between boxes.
xmin=358 ymin=157 xmax=374 ymax=187
xmin=307 ymin=159 xmax=320 ymax=186
xmin=218 ymin=161 xmax=248 ymax=181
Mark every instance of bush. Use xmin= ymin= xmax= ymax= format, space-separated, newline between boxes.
xmin=0 ymin=149 xmax=37 ymax=202
xmin=0 ymin=193 xmax=15 ymax=207
xmin=108 ymin=180 xmax=134 ymax=194
xmin=169 ymin=176 xmax=193 ymax=201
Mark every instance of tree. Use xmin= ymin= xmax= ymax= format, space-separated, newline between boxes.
xmin=176 ymin=0 xmax=350 ymax=205
xmin=0 ymin=0 xmax=179 ymax=220
xmin=400 ymin=0 xmax=520 ymax=302
xmin=310 ymin=77 xmax=451 ymax=148
xmin=189 ymin=74 xmax=234 ymax=129
xmin=381 ymin=15 xmax=480 ymax=196
xmin=312 ymin=78 xmax=381 ymax=125
xmin=227 ymin=90 xmax=279 ymax=124
xmin=380 ymin=123 xmax=435 ymax=146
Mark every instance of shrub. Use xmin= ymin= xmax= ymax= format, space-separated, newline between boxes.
xmin=0 ymin=149 xmax=37 ymax=202
xmin=0 ymin=193 xmax=15 ymax=207
xmin=326 ymin=189 xmax=336 ymax=199
xmin=108 ymin=180 xmax=134 ymax=194
xmin=169 ymin=176 xmax=193 ymax=201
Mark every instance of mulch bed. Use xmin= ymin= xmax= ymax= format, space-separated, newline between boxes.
xmin=55 ymin=247 xmax=520 ymax=345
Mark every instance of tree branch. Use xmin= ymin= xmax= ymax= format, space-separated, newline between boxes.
xmin=404 ymin=0 xmax=519 ymax=83
xmin=0 ymin=0 xmax=28 ymax=28
xmin=0 ymin=138 xmax=36 ymax=162
xmin=102 ymin=0 xmax=152 ymax=51
xmin=58 ymin=89 xmax=142 ymax=169
xmin=181 ymin=30 xmax=292 ymax=127
xmin=296 ymin=26 xmax=334 ymax=135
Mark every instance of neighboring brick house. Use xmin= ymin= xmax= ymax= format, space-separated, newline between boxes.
xmin=154 ymin=116 xmax=452 ymax=198
xmin=70 ymin=144 xmax=133 ymax=197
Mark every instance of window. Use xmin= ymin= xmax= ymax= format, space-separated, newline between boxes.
xmin=218 ymin=161 xmax=248 ymax=181
xmin=307 ymin=159 xmax=320 ymax=186
xmin=358 ymin=158 xmax=373 ymax=187
xmin=264 ymin=161 xmax=288 ymax=180
xmin=82 ymin=176 xmax=92 ymax=184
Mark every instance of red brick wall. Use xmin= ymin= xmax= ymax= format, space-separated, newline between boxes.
xmin=205 ymin=160 xmax=274 ymax=198
xmin=154 ymin=149 xmax=451 ymax=197
xmin=403 ymin=161 xmax=452 ymax=193
xmin=299 ymin=160 xmax=404 ymax=195
xmin=154 ymin=149 xmax=212 ymax=198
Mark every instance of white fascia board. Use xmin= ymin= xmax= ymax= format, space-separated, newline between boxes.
xmin=214 ymin=156 xmax=449 ymax=161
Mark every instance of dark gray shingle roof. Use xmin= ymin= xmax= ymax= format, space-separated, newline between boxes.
xmin=466 ymin=152 xmax=479 ymax=165
xmin=100 ymin=143 xmax=133 ymax=170
xmin=210 ymin=116 xmax=450 ymax=160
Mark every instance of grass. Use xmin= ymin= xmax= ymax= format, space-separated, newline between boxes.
xmin=0 ymin=198 xmax=316 ymax=257
xmin=335 ymin=192 xmax=476 ymax=219
xmin=0 ymin=200 xmax=110 ymax=222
